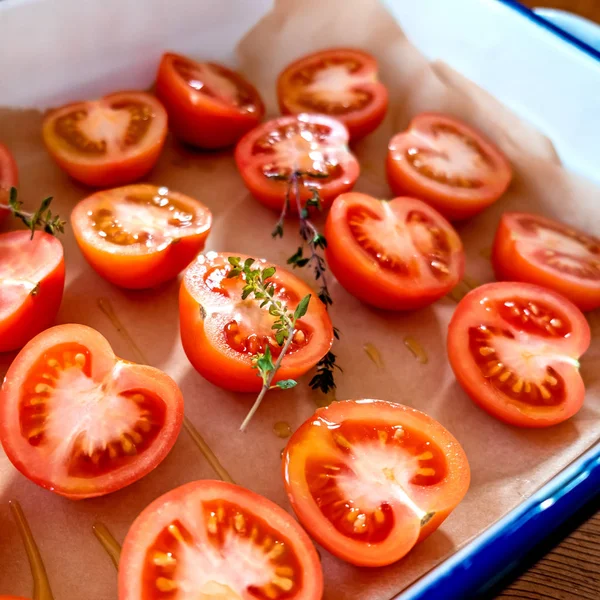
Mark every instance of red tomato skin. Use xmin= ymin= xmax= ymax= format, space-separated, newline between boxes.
xmin=325 ymin=194 xmax=464 ymax=310
xmin=0 ymin=142 xmax=19 ymax=225
xmin=386 ymin=113 xmax=512 ymax=220
xmin=492 ymin=213 xmax=600 ymax=312
xmin=447 ymin=283 xmax=590 ymax=428
xmin=156 ymin=53 xmax=265 ymax=149
xmin=0 ymin=233 xmax=65 ymax=353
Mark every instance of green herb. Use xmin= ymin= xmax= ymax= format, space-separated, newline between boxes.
xmin=2 ymin=187 xmax=65 ymax=239
xmin=227 ymin=256 xmax=311 ymax=431
xmin=271 ymin=170 xmax=340 ymax=394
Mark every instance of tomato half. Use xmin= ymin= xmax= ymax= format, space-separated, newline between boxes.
xmin=277 ymin=48 xmax=388 ymax=141
xmin=119 ymin=480 xmax=323 ymax=600
xmin=386 ymin=113 xmax=512 ymax=220
xmin=179 ymin=252 xmax=334 ymax=392
xmin=0 ymin=324 xmax=183 ymax=499
xmin=0 ymin=231 xmax=64 ymax=352
xmin=156 ymin=53 xmax=265 ymax=149
xmin=325 ymin=193 xmax=464 ymax=310
xmin=235 ymin=114 xmax=359 ymax=212
xmin=492 ymin=212 xmax=600 ymax=312
xmin=283 ymin=399 xmax=470 ymax=567
xmin=0 ymin=142 xmax=19 ymax=226
xmin=448 ymin=282 xmax=590 ymax=428
xmin=42 ymin=91 xmax=167 ymax=187
xmin=71 ymin=184 xmax=212 ymax=289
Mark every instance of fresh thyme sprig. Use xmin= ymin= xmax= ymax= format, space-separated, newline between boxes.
xmin=270 ymin=170 xmax=340 ymax=394
xmin=227 ymin=256 xmax=311 ymax=431
xmin=1 ymin=187 xmax=65 ymax=238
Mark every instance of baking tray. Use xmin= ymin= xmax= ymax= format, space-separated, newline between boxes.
xmin=1 ymin=0 xmax=599 ymax=598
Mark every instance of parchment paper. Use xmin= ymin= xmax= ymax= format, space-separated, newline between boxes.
xmin=1 ymin=0 xmax=599 ymax=598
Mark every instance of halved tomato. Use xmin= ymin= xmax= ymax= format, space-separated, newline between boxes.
xmin=283 ymin=399 xmax=470 ymax=567
xmin=156 ymin=53 xmax=265 ymax=149
xmin=387 ymin=113 xmax=512 ymax=220
xmin=0 ymin=142 xmax=19 ymax=226
xmin=42 ymin=91 xmax=167 ymax=187
xmin=179 ymin=252 xmax=334 ymax=392
xmin=492 ymin=212 xmax=600 ymax=312
xmin=118 ymin=480 xmax=323 ymax=600
xmin=234 ymin=114 xmax=359 ymax=212
xmin=0 ymin=231 xmax=64 ymax=352
xmin=277 ymin=48 xmax=388 ymax=141
xmin=71 ymin=184 xmax=212 ymax=289
xmin=447 ymin=282 xmax=590 ymax=428
xmin=0 ymin=324 xmax=184 ymax=499
xmin=325 ymin=193 xmax=464 ymax=310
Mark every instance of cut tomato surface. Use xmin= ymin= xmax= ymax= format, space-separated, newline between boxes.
xmin=156 ymin=53 xmax=265 ymax=149
xmin=179 ymin=252 xmax=333 ymax=392
xmin=277 ymin=48 xmax=388 ymax=140
xmin=71 ymin=184 xmax=212 ymax=289
xmin=448 ymin=282 xmax=590 ymax=428
xmin=283 ymin=399 xmax=470 ymax=567
xmin=386 ymin=113 xmax=512 ymax=220
xmin=119 ymin=480 xmax=323 ymax=600
xmin=0 ymin=231 xmax=65 ymax=352
xmin=0 ymin=142 xmax=19 ymax=225
xmin=325 ymin=193 xmax=464 ymax=310
xmin=492 ymin=212 xmax=600 ymax=312
xmin=0 ymin=324 xmax=183 ymax=499
xmin=235 ymin=114 xmax=359 ymax=212
xmin=42 ymin=91 xmax=167 ymax=187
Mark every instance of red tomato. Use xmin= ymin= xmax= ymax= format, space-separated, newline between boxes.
xmin=283 ymin=399 xmax=470 ymax=567
xmin=447 ymin=282 xmax=590 ymax=428
xmin=156 ymin=53 xmax=265 ymax=149
xmin=0 ymin=231 xmax=64 ymax=352
xmin=277 ymin=48 xmax=388 ymax=141
xmin=325 ymin=192 xmax=464 ymax=310
xmin=386 ymin=113 xmax=512 ymax=220
xmin=0 ymin=142 xmax=19 ymax=226
xmin=179 ymin=252 xmax=334 ymax=392
xmin=71 ymin=184 xmax=212 ymax=289
xmin=0 ymin=324 xmax=184 ymax=499
xmin=42 ymin=91 xmax=167 ymax=187
xmin=119 ymin=480 xmax=323 ymax=600
xmin=235 ymin=114 xmax=359 ymax=212
xmin=492 ymin=212 xmax=600 ymax=312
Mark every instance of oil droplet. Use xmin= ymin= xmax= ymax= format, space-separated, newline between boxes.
xmin=92 ymin=522 xmax=122 ymax=570
xmin=280 ymin=448 xmax=285 ymax=459
xmin=462 ymin=275 xmax=481 ymax=290
xmin=447 ymin=275 xmax=481 ymax=303
xmin=314 ymin=388 xmax=336 ymax=408
xmin=97 ymin=297 xmax=235 ymax=485
xmin=9 ymin=500 xmax=54 ymax=600
xmin=479 ymin=247 xmax=492 ymax=259
xmin=273 ymin=421 xmax=292 ymax=438
xmin=403 ymin=336 xmax=428 ymax=364
xmin=363 ymin=342 xmax=384 ymax=368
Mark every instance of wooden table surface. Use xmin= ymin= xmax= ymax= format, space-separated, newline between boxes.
xmin=495 ymin=2 xmax=599 ymax=599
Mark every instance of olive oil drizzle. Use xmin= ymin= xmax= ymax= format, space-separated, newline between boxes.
xmin=447 ymin=275 xmax=481 ymax=303
xmin=363 ymin=342 xmax=384 ymax=368
xmin=96 ymin=297 xmax=235 ymax=484
xmin=10 ymin=500 xmax=54 ymax=600
xmin=403 ymin=336 xmax=428 ymax=364
xmin=92 ymin=522 xmax=122 ymax=570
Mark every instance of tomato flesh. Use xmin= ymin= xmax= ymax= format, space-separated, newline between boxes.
xmin=0 ymin=142 xmax=19 ymax=225
xmin=235 ymin=114 xmax=359 ymax=212
xmin=180 ymin=252 xmax=333 ymax=392
xmin=0 ymin=324 xmax=183 ymax=499
xmin=492 ymin=212 xmax=600 ymax=311
xmin=386 ymin=113 xmax=512 ymax=220
xmin=325 ymin=193 xmax=464 ymax=309
xmin=71 ymin=184 xmax=212 ymax=289
xmin=0 ymin=231 xmax=65 ymax=352
xmin=156 ymin=53 xmax=265 ymax=149
xmin=42 ymin=92 xmax=167 ymax=187
xmin=277 ymin=48 xmax=388 ymax=140
xmin=119 ymin=480 xmax=323 ymax=600
xmin=448 ymin=282 xmax=590 ymax=428
xmin=283 ymin=399 xmax=470 ymax=567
